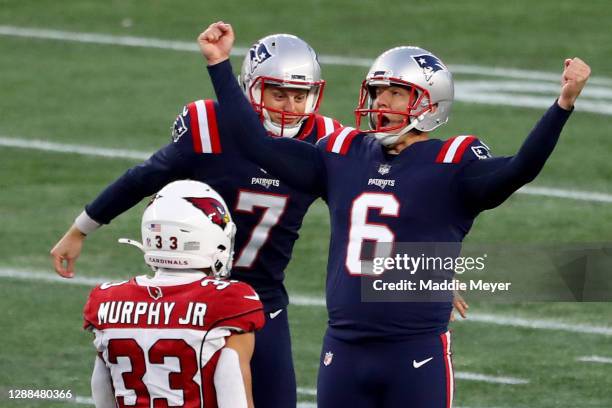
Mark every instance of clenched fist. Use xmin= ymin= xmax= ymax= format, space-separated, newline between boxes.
xmin=197 ymin=21 xmax=235 ymax=66
xmin=558 ymin=58 xmax=591 ymax=110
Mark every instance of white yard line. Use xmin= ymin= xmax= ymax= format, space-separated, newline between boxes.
xmin=0 ymin=136 xmax=150 ymax=160
xmin=577 ymin=355 xmax=612 ymax=364
xmin=0 ymin=25 xmax=609 ymax=85
xmin=2 ymin=135 xmax=612 ymax=204
xmin=455 ymin=372 xmax=528 ymax=385
xmin=517 ymin=186 xmax=612 ymax=204
xmin=74 ymin=396 xmax=94 ymax=405
xmin=297 ymin=387 xmax=318 ymax=396
xmin=1 ymin=24 xmax=612 ymax=117
xmin=462 ymin=313 xmax=612 ymax=336
xmin=2 ymin=267 xmax=612 ymax=338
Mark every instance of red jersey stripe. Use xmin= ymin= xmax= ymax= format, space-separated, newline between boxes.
xmin=188 ymin=102 xmax=203 ymax=153
xmin=451 ymin=135 xmax=477 ymax=164
xmin=435 ymin=136 xmax=456 ymax=163
xmin=204 ymin=99 xmax=222 ymax=153
xmin=339 ymin=129 xmax=361 ymax=155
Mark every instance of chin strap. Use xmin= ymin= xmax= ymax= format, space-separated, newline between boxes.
xmin=262 ymin=110 xmax=303 ymax=138
xmin=375 ymin=116 xmax=421 ymax=146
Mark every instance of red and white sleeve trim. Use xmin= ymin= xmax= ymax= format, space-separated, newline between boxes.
xmin=188 ymin=100 xmax=222 ymax=154
xmin=440 ymin=331 xmax=454 ymax=408
xmin=436 ymin=135 xmax=476 ymax=163
xmin=317 ymin=116 xmax=340 ymax=137
xmin=326 ymin=127 xmax=360 ymax=155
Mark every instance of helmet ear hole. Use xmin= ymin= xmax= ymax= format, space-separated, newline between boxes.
xmin=217 ymin=244 xmax=226 ymax=251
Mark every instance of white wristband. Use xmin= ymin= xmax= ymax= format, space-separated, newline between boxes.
xmin=74 ymin=211 xmax=102 ymax=235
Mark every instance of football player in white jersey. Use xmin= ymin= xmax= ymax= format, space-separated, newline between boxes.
xmin=84 ymin=180 xmax=264 ymax=408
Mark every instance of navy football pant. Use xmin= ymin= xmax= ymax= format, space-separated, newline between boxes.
xmin=251 ymin=307 xmax=297 ymax=408
xmin=317 ymin=330 xmax=454 ymax=408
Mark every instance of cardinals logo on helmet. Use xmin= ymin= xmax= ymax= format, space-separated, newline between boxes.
xmin=185 ymin=197 xmax=230 ymax=229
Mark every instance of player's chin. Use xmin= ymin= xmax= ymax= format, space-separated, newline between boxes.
xmin=274 ymin=119 xmax=300 ymax=126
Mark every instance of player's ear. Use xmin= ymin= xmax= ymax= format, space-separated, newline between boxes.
xmin=430 ymin=103 xmax=439 ymax=113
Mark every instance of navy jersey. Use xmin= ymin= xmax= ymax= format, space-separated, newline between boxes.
xmin=207 ymin=59 xmax=573 ymax=341
xmin=318 ymin=130 xmax=491 ymax=341
xmin=86 ymin=99 xmax=340 ymax=311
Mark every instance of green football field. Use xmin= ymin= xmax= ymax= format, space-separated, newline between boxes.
xmin=1 ymin=1 xmax=611 ymax=406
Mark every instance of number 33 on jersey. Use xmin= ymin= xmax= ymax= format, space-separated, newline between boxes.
xmin=83 ymin=276 xmax=264 ymax=407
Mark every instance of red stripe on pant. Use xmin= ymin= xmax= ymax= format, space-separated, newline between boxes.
xmin=440 ymin=331 xmax=454 ymax=408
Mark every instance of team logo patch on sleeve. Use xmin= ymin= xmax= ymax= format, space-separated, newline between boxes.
xmin=172 ymin=106 xmax=189 ymax=143
xmin=171 ymin=113 xmax=188 ymax=142
xmin=412 ymin=54 xmax=448 ymax=81
xmin=471 ymin=143 xmax=492 ymax=160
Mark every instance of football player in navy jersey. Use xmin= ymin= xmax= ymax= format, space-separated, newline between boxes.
xmin=51 ymin=33 xmax=340 ymax=407
xmin=200 ymin=21 xmax=590 ymax=407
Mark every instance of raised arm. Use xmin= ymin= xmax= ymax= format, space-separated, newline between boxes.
xmin=459 ymin=58 xmax=590 ymax=212
xmin=199 ymin=22 xmax=326 ymax=196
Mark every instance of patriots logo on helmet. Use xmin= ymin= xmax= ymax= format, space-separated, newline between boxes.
xmin=185 ymin=197 xmax=230 ymax=229
xmin=249 ymin=42 xmax=273 ymax=73
xmin=412 ymin=54 xmax=447 ymax=81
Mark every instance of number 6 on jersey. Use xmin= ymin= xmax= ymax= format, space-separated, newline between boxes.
xmin=346 ymin=192 xmax=399 ymax=275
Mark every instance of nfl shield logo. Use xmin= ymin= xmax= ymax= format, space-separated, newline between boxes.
xmin=378 ymin=164 xmax=391 ymax=175
xmin=323 ymin=351 xmax=334 ymax=366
